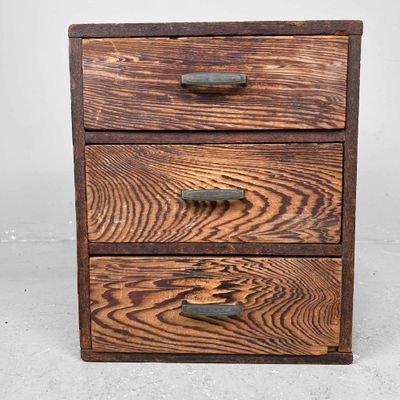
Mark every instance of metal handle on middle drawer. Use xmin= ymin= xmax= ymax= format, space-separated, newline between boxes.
xmin=181 ymin=189 xmax=244 ymax=201
xmin=181 ymin=72 xmax=247 ymax=92
xmin=181 ymin=301 xmax=243 ymax=318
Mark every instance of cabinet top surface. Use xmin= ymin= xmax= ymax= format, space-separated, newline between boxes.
xmin=69 ymin=20 xmax=363 ymax=38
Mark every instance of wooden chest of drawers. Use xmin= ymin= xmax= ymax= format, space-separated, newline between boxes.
xmin=69 ymin=20 xmax=362 ymax=364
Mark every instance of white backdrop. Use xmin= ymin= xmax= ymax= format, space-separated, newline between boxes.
xmin=0 ymin=0 xmax=399 ymax=244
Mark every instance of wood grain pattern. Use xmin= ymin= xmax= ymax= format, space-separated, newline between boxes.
xmin=85 ymin=143 xmax=343 ymax=244
xmin=69 ymin=20 xmax=363 ymax=38
xmin=89 ymin=257 xmax=342 ymax=355
xmin=82 ymin=36 xmax=348 ymax=130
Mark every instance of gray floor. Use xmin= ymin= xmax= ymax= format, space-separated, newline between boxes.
xmin=0 ymin=241 xmax=399 ymax=400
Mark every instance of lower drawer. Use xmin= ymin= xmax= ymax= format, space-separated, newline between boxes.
xmin=89 ymin=257 xmax=342 ymax=355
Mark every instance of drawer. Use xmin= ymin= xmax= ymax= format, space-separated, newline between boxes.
xmin=82 ymin=36 xmax=348 ymax=130
xmin=85 ymin=143 xmax=343 ymax=243
xmin=90 ymin=256 xmax=342 ymax=355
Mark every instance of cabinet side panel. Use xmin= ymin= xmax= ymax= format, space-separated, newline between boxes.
xmin=69 ymin=37 xmax=91 ymax=349
xmin=340 ymin=35 xmax=361 ymax=352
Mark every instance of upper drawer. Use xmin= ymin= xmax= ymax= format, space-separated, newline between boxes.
xmin=82 ymin=36 xmax=348 ymax=130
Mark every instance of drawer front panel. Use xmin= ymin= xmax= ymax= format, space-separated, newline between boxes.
xmin=85 ymin=143 xmax=343 ymax=243
xmin=82 ymin=36 xmax=348 ymax=130
xmin=90 ymin=257 xmax=342 ymax=355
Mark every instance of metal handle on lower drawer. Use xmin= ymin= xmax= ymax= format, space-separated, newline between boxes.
xmin=181 ymin=72 xmax=247 ymax=92
xmin=181 ymin=301 xmax=243 ymax=318
xmin=181 ymin=189 xmax=244 ymax=201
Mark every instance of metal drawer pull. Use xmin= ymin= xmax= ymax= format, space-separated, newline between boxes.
xmin=181 ymin=301 xmax=243 ymax=318
xmin=181 ymin=189 xmax=244 ymax=201
xmin=181 ymin=72 xmax=247 ymax=92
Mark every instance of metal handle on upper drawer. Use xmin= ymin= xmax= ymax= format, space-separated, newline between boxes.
xmin=181 ymin=301 xmax=243 ymax=318
xmin=181 ymin=189 xmax=244 ymax=201
xmin=181 ymin=72 xmax=247 ymax=92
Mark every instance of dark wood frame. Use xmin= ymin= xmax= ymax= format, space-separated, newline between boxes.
xmin=81 ymin=350 xmax=353 ymax=364
xmin=69 ymin=20 xmax=362 ymax=364
xmin=69 ymin=20 xmax=362 ymax=38
xmin=85 ymin=130 xmax=345 ymax=144
xmin=89 ymin=243 xmax=343 ymax=256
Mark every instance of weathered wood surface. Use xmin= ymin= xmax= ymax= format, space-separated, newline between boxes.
xmin=85 ymin=144 xmax=343 ymax=244
xmin=90 ymin=257 xmax=342 ymax=355
xmin=82 ymin=36 xmax=348 ymax=130
xmin=69 ymin=20 xmax=363 ymax=38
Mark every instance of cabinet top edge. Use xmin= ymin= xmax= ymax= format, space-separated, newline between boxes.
xmin=68 ymin=20 xmax=363 ymax=38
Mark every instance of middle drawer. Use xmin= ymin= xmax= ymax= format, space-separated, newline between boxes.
xmin=85 ymin=143 xmax=343 ymax=243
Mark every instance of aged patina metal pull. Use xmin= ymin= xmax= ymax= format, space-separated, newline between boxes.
xmin=181 ymin=301 xmax=243 ymax=318
xmin=181 ymin=72 xmax=247 ymax=92
xmin=181 ymin=189 xmax=244 ymax=201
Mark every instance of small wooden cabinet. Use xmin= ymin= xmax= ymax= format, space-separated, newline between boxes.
xmin=69 ymin=20 xmax=362 ymax=364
